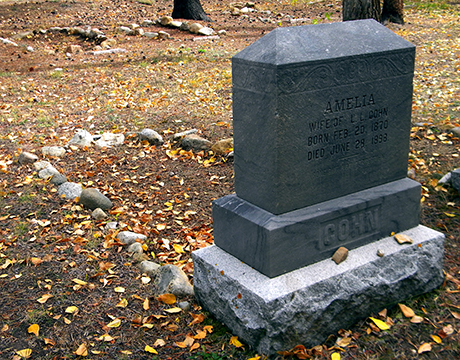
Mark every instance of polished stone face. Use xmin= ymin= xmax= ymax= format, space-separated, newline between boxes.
xmin=232 ymin=19 xmax=416 ymax=215
xmin=213 ymin=178 xmax=421 ymax=278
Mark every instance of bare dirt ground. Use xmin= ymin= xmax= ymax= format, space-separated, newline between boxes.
xmin=0 ymin=0 xmax=459 ymax=359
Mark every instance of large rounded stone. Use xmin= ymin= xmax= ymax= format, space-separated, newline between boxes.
xmin=79 ymin=188 xmax=113 ymax=210
xmin=58 ymin=182 xmax=83 ymax=200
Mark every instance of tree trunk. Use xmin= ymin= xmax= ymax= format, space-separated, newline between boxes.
xmin=381 ymin=0 xmax=404 ymax=24
xmin=342 ymin=0 xmax=381 ymax=22
xmin=172 ymin=0 xmax=211 ymax=21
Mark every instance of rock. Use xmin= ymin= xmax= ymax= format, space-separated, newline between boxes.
xmin=105 ymin=221 xmax=118 ymax=231
xmin=58 ymin=182 xmax=83 ymax=200
xmin=38 ymin=166 xmax=60 ymax=179
xmin=139 ymin=260 xmax=161 ymax=274
xmin=332 ymin=247 xmax=348 ymax=264
xmin=91 ymin=208 xmax=107 ymax=220
xmin=41 ymin=146 xmax=66 ymax=157
xmin=127 ymin=242 xmax=143 ymax=254
xmin=173 ymin=129 xmax=197 ymax=140
xmin=170 ymin=21 xmax=183 ymax=28
xmin=48 ymin=27 xmax=64 ymax=33
xmin=11 ymin=31 xmax=34 ymax=40
xmin=117 ymin=231 xmax=147 ymax=245
xmin=451 ymin=169 xmax=460 ymax=191
xmin=180 ymin=134 xmax=211 ymax=151
xmin=377 ymin=249 xmax=385 ymax=257
xmin=189 ymin=23 xmax=204 ymax=34
xmin=50 ymin=173 xmax=67 ymax=186
xmin=158 ymin=31 xmax=170 ymax=40
xmin=34 ymin=160 xmax=51 ymax=171
xmin=117 ymin=26 xmax=136 ymax=35
xmin=198 ymin=27 xmax=216 ymax=36
xmin=90 ymin=48 xmax=127 ymax=55
xmin=18 ymin=152 xmax=38 ymax=164
xmin=193 ymin=35 xmax=220 ymax=41
xmin=69 ymin=129 xmax=93 ymax=147
xmin=134 ymin=28 xmax=144 ymax=36
xmin=65 ymin=45 xmax=82 ymax=54
xmin=438 ymin=172 xmax=451 ymax=185
xmin=217 ymin=30 xmax=227 ymax=36
xmin=211 ymin=138 xmax=233 ymax=155
xmin=179 ymin=22 xmax=190 ymax=32
xmin=394 ymin=233 xmax=413 ymax=244
xmin=79 ymin=188 xmax=113 ymax=210
xmin=100 ymin=38 xmax=117 ymax=48
xmin=0 ymin=37 xmax=18 ymax=46
xmin=407 ymin=168 xmax=416 ymax=180
xmin=139 ymin=260 xmax=161 ymax=275
xmin=139 ymin=128 xmax=164 ymax=145
xmin=143 ymin=32 xmax=159 ymax=39
xmin=178 ymin=301 xmax=191 ymax=311
xmin=160 ymin=16 xmax=173 ymax=26
xmin=94 ymin=132 xmax=125 ymax=148
xmin=154 ymin=264 xmax=194 ymax=296
xmin=450 ymin=127 xmax=460 ymax=137
xmin=142 ymin=19 xmax=155 ymax=27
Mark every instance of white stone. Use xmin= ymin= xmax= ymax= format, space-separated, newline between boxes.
xmin=127 ymin=242 xmax=143 ymax=254
xmin=198 ymin=27 xmax=216 ymax=36
xmin=68 ymin=129 xmax=93 ymax=147
xmin=117 ymin=231 xmax=147 ymax=245
xmin=139 ymin=260 xmax=161 ymax=274
xmin=34 ymin=161 xmax=52 ymax=171
xmin=189 ymin=23 xmax=203 ymax=34
xmin=41 ymin=146 xmax=66 ymax=157
xmin=94 ymin=132 xmax=125 ymax=148
xmin=58 ymin=182 xmax=83 ymax=200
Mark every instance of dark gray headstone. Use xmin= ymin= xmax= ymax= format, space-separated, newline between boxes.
xmin=232 ymin=19 xmax=415 ymax=215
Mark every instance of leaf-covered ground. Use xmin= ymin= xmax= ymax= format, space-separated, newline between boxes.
xmin=0 ymin=0 xmax=459 ymax=359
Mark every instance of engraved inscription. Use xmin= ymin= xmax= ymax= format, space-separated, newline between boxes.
xmin=307 ymin=94 xmax=390 ymax=161
xmin=319 ymin=206 xmax=381 ymax=251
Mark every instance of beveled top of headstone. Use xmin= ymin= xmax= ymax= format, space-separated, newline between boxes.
xmin=233 ymin=19 xmax=414 ymax=66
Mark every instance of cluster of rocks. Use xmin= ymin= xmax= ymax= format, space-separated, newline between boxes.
xmin=17 ymin=127 xmax=233 ymax=297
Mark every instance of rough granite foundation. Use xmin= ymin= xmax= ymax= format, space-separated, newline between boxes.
xmin=193 ymin=225 xmax=444 ymax=355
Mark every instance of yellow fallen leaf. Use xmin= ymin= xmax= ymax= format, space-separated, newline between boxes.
xmin=156 ymin=223 xmax=167 ymax=231
xmin=72 ymin=279 xmax=87 ymax=286
xmin=65 ymin=306 xmax=78 ymax=314
xmin=116 ymin=298 xmax=128 ymax=308
xmin=248 ymin=357 xmax=261 ymax=360
xmin=120 ymin=350 xmax=133 ymax=354
xmin=394 ymin=234 xmax=413 ymax=245
xmin=44 ymin=338 xmax=55 ymax=346
xmin=143 ymin=298 xmax=149 ymax=311
xmin=142 ymin=244 xmax=148 ymax=251
xmin=97 ymin=333 xmax=115 ymax=342
xmin=230 ymin=336 xmax=244 ymax=348
xmin=145 ymin=345 xmax=158 ymax=354
xmin=203 ymin=325 xmax=213 ymax=333
xmin=30 ymin=257 xmax=43 ymax=266
xmin=431 ymin=335 xmax=442 ymax=344
xmin=164 ymin=307 xmax=182 ymax=313
xmin=194 ymin=330 xmax=207 ymax=339
xmin=190 ymin=342 xmax=200 ymax=351
xmin=336 ymin=337 xmax=351 ymax=347
xmin=114 ymin=287 xmax=125 ymax=293
xmin=444 ymin=212 xmax=456 ymax=217
xmin=158 ymin=293 xmax=176 ymax=305
xmin=75 ymin=343 xmax=87 ymax=356
xmin=106 ymin=318 xmax=121 ymax=328
xmin=27 ymin=324 xmax=39 ymax=336
xmin=369 ymin=317 xmax=390 ymax=330
xmin=176 ymin=341 xmax=187 ymax=348
xmin=331 ymin=352 xmax=341 ymax=360
xmin=173 ymin=244 xmax=184 ymax=254
xmin=142 ymin=324 xmax=154 ymax=329
xmin=63 ymin=317 xmax=71 ymax=324
xmin=154 ymin=339 xmax=166 ymax=347
xmin=16 ymin=349 xmax=32 ymax=358
xmin=399 ymin=304 xmax=415 ymax=318
xmin=418 ymin=342 xmax=432 ymax=354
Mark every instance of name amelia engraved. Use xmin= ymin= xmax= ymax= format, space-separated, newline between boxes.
xmin=324 ymin=94 xmax=375 ymax=114
xmin=319 ymin=207 xmax=380 ymax=250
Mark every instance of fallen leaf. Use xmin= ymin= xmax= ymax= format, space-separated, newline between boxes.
xmin=141 ymin=276 xmax=151 ymax=284
xmin=65 ymin=306 xmax=78 ymax=314
xmin=164 ymin=307 xmax=182 ymax=313
xmin=336 ymin=337 xmax=351 ymax=347
xmin=173 ymin=244 xmax=185 ymax=253
xmin=369 ymin=317 xmax=390 ymax=330
xmin=431 ymin=335 xmax=442 ymax=344
xmin=30 ymin=257 xmax=43 ymax=266
xmin=190 ymin=342 xmax=200 ymax=351
xmin=27 ymin=324 xmax=39 ymax=336
xmin=189 ymin=313 xmax=205 ymax=326
xmin=97 ymin=333 xmax=115 ymax=342
xmin=450 ymin=311 xmax=460 ymax=320
xmin=203 ymin=325 xmax=213 ymax=333
xmin=230 ymin=336 xmax=244 ymax=348
xmin=247 ymin=357 xmax=261 ymax=360
xmin=75 ymin=343 xmax=88 ymax=356
xmin=418 ymin=342 xmax=432 ymax=354
xmin=72 ymin=278 xmax=87 ymax=286
xmin=394 ymin=234 xmax=413 ymax=244
xmin=410 ymin=316 xmax=424 ymax=323
xmin=158 ymin=293 xmax=176 ymax=305
xmin=16 ymin=349 xmax=32 ymax=358
xmin=443 ymin=324 xmax=454 ymax=335
xmin=399 ymin=304 xmax=415 ymax=318
xmin=114 ymin=287 xmax=125 ymax=293
xmin=194 ymin=330 xmax=207 ymax=339
xmin=331 ymin=352 xmax=341 ymax=360
xmin=145 ymin=345 xmax=158 ymax=354
xmin=44 ymin=338 xmax=55 ymax=346
xmin=63 ymin=317 xmax=72 ymax=324
xmin=106 ymin=318 xmax=121 ymax=328
xmin=116 ymin=298 xmax=128 ymax=308
xmin=143 ymin=298 xmax=149 ymax=310
xmin=154 ymin=339 xmax=166 ymax=347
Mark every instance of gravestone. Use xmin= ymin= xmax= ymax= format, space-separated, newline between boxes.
xmin=193 ymin=19 xmax=444 ymax=355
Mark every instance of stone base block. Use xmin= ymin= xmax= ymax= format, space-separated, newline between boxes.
xmin=213 ymin=178 xmax=420 ymax=277
xmin=193 ymin=225 xmax=444 ymax=356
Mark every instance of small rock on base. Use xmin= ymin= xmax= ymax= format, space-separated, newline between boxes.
xmin=332 ymin=247 xmax=349 ymax=264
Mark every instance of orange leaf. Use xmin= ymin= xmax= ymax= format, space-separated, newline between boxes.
xmin=189 ymin=313 xmax=205 ymax=326
xmin=398 ymin=304 xmax=415 ymax=318
xmin=190 ymin=342 xmax=200 ymax=351
xmin=75 ymin=343 xmax=88 ymax=356
xmin=27 ymin=324 xmax=39 ymax=336
xmin=194 ymin=330 xmax=207 ymax=339
xmin=44 ymin=338 xmax=56 ymax=346
xmin=418 ymin=342 xmax=432 ymax=354
xmin=143 ymin=297 xmax=150 ymax=310
xmin=158 ymin=293 xmax=176 ymax=305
